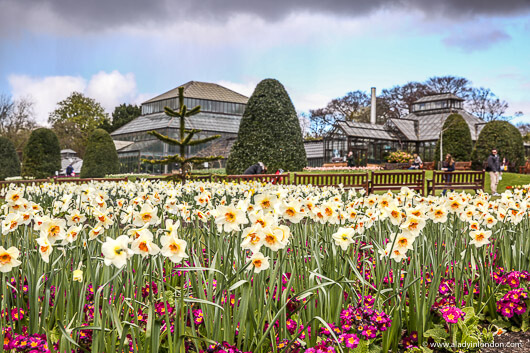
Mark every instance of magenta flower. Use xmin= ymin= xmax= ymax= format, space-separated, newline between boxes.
xmin=340 ymin=333 xmax=359 ymax=349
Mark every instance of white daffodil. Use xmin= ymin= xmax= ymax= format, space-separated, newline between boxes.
xmin=399 ymin=215 xmax=425 ymax=237
xmin=160 ymin=233 xmax=188 ymax=264
xmin=469 ymin=229 xmax=491 ymax=248
xmin=36 ymin=236 xmax=53 ymax=263
xmin=248 ymin=252 xmax=270 ymax=273
xmin=248 ymin=211 xmax=277 ymax=229
xmin=431 ymin=206 xmax=448 ymax=223
xmin=94 ymin=210 xmax=114 ymax=229
xmin=253 ymin=193 xmax=278 ymax=212
xmin=262 ymin=227 xmax=287 ymax=252
xmin=280 ymin=200 xmax=304 ymax=223
xmin=133 ymin=203 xmax=159 ymax=227
xmin=390 ymin=232 xmax=415 ymax=251
xmin=63 ymin=225 xmax=82 ymax=244
xmin=332 ymin=227 xmax=356 ymax=251
xmin=389 ymin=246 xmax=408 ymax=263
xmin=241 ymin=225 xmax=265 ymax=253
xmin=101 ymin=236 xmax=133 ymax=268
xmin=215 ymin=205 xmax=248 ymax=232
xmin=131 ymin=229 xmax=160 ymax=257
xmin=0 ymin=246 xmax=22 ymax=273
xmin=164 ymin=219 xmax=180 ymax=236
xmin=88 ymin=224 xmax=104 ymax=240
xmin=40 ymin=218 xmax=67 ymax=244
xmin=2 ymin=213 xmax=21 ymax=235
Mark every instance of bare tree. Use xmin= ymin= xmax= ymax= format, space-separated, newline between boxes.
xmin=424 ymin=76 xmax=472 ymax=97
xmin=466 ymin=87 xmax=509 ymax=121
xmin=308 ymin=90 xmax=370 ymax=136
xmin=380 ymin=82 xmax=431 ymax=118
xmin=0 ymin=94 xmax=37 ymax=150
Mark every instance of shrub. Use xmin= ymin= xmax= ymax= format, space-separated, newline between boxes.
xmin=471 ymin=121 xmax=525 ymax=170
xmin=434 ymin=114 xmax=472 ymax=162
xmin=0 ymin=137 xmax=21 ymax=181
xmin=386 ymin=151 xmax=413 ymax=163
xmin=80 ymin=129 xmax=119 ymax=178
xmin=226 ymin=79 xmax=307 ymax=174
xmin=22 ymin=128 xmax=61 ymax=179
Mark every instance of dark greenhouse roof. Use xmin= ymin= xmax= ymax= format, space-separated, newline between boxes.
xmin=143 ymin=81 xmax=249 ymax=104
xmin=304 ymin=141 xmax=324 ymax=159
xmin=401 ymin=110 xmax=484 ymax=140
xmin=194 ymin=137 xmax=236 ymax=158
xmin=337 ymin=121 xmax=396 ymax=140
xmin=334 ymin=109 xmax=484 ymax=142
xmin=414 ymin=93 xmax=464 ymax=103
xmin=111 ymin=111 xmax=242 ymax=136
xmin=387 ymin=119 xmax=417 ymax=140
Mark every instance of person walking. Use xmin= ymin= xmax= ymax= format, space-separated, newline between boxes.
xmin=346 ymin=151 xmax=355 ymax=168
xmin=441 ymin=154 xmax=455 ymax=196
xmin=486 ymin=149 xmax=501 ymax=196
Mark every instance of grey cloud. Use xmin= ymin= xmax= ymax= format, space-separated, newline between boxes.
xmin=442 ymin=29 xmax=511 ymax=52
xmin=1 ymin=0 xmax=530 ymax=33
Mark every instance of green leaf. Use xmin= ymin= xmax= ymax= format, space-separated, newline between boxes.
xmin=351 ymin=338 xmax=369 ymax=353
xmin=423 ymin=328 xmax=449 ymax=342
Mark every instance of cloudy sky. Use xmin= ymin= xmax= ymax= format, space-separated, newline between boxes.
xmin=1 ymin=0 xmax=529 ymax=124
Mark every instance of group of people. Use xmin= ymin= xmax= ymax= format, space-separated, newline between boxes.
xmin=244 ymin=147 xmax=507 ymax=196
xmin=408 ymin=149 xmax=506 ymax=196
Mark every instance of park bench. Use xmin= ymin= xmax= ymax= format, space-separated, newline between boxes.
xmin=220 ymin=173 xmax=291 ymax=185
xmin=519 ymin=161 xmax=530 ymax=174
xmin=293 ymin=173 xmax=369 ymax=192
xmin=370 ymin=170 xmax=425 ymax=195
xmin=422 ymin=162 xmax=435 ymax=170
xmin=427 ymin=171 xmax=484 ymax=195
xmin=454 ymin=161 xmax=472 ymax=170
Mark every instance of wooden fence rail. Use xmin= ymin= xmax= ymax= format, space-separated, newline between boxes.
xmin=0 ymin=171 xmax=486 ymax=195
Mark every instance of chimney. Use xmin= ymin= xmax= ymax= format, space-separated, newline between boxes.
xmin=370 ymin=87 xmax=376 ymax=125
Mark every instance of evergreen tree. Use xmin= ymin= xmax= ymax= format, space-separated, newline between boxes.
xmin=104 ymin=103 xmax=142 ymax=133
xmin=80 ymin=129 xmax=119 ymax=178
xmin=0 ymin=136 xmax=20 ymax=180
xmin=471 ymin=121 xmax=525 ymax=170
xmin=434 ymin=114 xmax=472 ymax=162
xmin=226 ymin=79 xmax=307 ymax=174
xmin=144 ymin=86 xmax=222 ymax=180
xmin=22 ymin=128 xmax=61 ymax=179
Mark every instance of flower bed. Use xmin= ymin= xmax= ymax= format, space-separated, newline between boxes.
xmin=303 ymin=166 xmax=382 ymax=172
xmin=0 ymin=181 xmax=528 ymax=352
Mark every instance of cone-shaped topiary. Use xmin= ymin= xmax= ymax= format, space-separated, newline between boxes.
xmin=22 ymin=128 xmax=61 ymax=179
xmin=80 ymin=128 xmax=119 ymax=178
xmin=434 ymin=114 xmax=472 ymax=163
xmin=226 ymin=79 xmax=307 ymax=174
xmin=0 ymin=137 xmax=21 ymax=181
xmin=471 ymin=121 xmax=525 ymax=171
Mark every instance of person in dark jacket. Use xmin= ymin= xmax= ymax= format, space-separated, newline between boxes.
xmin=485 ymin=149 xmax=501 ymax=196
xmin=66 ymin=164 xmax=74 ymax=177
xmin=346 ymin=151 xmax=355 ymax=167
xmin=243 ymin=162 xmax=267 ymax=175
xmin=441 ymin=154 xmax=455 ymax=196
